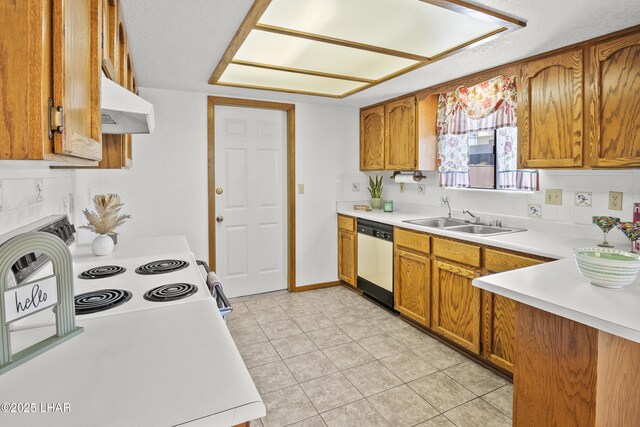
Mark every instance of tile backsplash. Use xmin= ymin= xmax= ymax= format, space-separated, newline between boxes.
xmin=338 ymin=169 xmax=640 ymax=225
xmin=0 ymin=163 xmax=75 ymax=235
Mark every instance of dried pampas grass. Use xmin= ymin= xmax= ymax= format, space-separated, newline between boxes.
xmin=80 ymin=194 xmax=131 ymax=235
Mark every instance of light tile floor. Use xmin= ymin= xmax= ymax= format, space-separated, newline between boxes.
xmin=229 ymin=286 xmax=512 ymax=427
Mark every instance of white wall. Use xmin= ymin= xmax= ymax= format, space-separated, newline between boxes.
xmin=0 ymin=164 xmax=75 ymax=235
xmin=74 ymin=87 xmax=359 ymax=287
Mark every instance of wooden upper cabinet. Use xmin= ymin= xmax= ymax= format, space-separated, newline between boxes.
xmin=385 ymin=96 xmax=417 ymax=170
xmin=102 ymin=0 xmax=119 ymax=81
xmin=588 ymin=32 xmax=640 ymax=167
xmin=360 ymin=105 xmax=385 ymax=170
xmin=519 ymin=49 xmax=584 ymax=168
xmin=53 ymin=0 xmax=103 ymax=161
xmin=0 ymin=0 xmax=101 ymax=164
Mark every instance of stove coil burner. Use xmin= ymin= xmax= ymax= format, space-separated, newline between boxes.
xmin=78 ymin=265 xmax=126 ymax=280
xmin=75 ymin=289 xmax=132 ymax=315
xmin=144 ymin=283 xmax=198 ymax=302
xmin=135 ymin=259 xmax=189 ymax=275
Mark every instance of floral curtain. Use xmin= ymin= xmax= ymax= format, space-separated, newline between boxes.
xmin=496 ymin=127 xmax=539 ymax=190
xmin=437 ymin=75 xmax=519 ymax=188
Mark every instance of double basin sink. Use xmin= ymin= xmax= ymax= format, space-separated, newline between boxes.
xmin=403 ymin=217 xmax=525 ymax=236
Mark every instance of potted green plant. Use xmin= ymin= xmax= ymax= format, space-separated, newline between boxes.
xmin=368 ymin=175 xmax=383 ymax=209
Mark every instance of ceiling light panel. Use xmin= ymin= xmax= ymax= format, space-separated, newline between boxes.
xmin=235 ymin=29 xmax=419 ymax=81
xmin=259 ymin=0 xmax=503 ymax=57
xmin=218 ymin=63 xmax=367 ymax=96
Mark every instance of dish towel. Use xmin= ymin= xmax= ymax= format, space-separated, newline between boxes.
xmin=206 ymin=271 xmax=222 ymax=297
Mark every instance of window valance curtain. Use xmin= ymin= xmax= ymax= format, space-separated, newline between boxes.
xmin=437 ymin=75 xmax=517 ymax=136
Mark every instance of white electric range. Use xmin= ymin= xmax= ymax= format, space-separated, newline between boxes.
xmin=0 ymin=216 xmax=265 ymax=427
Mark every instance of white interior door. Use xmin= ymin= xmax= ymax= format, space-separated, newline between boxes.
xmin=214 ymin=106 xmax=287 ymax=298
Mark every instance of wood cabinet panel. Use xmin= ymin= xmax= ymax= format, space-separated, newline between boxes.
xmin=514 ymin=303 xmax=598 ymax=426
xmin=433 ymin=237 xmax=481 ymax=267
xmin=52 ymin=0 xmax=102 ymax=161
xmin=395 ymin=228 xmax=430 ymax=254
xmin=484 ymin=248 xmax=544 ymax=272
xmin=483 ymin=248 xmax=547 ymax=373
xmin=394 ymin=247 xmax=431 ymax=326
xmin=0 ymin=0 xmax=100 ymax=165
xmin=588 ymin=32 xmax=640 ymax=167
xmin=360 ymin=105 xmax=385 ymax=170
xmin=385 ymin=96 xmax=416 ymax=170
xmin=338 ymin=215 xmax=355 ymax=232
xmin=519 ymin=49 xmax=584 ymax=168
xmin=338 ymin=229 xmax=357 ymax=287
xmin=432 ymin=260 xmax=481 ymax=353
xmin=482 ymin=292 xmax=516 ymax=371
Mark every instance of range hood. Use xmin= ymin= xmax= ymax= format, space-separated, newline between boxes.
xmin=101 ymin=73 xmax=155 ymax=134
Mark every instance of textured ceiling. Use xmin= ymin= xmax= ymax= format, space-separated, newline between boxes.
xmin=119 ymin=0 xmax=640 ymax=107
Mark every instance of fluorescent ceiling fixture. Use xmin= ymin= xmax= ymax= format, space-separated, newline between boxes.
xmin=219 ymin=63 xmax=367 ymax=97
xmin=209 ymin=0 xmax=525 ymax=98
xmin=235 ymin=30 xmax=419 ymax=81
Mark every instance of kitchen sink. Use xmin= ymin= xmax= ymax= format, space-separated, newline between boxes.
xmin=403 ymin=217 xmax=467 ymax=228
xmin=402 ymin=217 xmax=525 ymax=236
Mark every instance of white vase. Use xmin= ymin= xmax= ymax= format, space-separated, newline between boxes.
xmin=92 ymin=234 xmax=114 ymax=256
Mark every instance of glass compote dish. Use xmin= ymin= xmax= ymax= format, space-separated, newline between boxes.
xmin=617 ymin=222 xmax=640 ymax=253
xmin=592 ymin=216 xmax=620 ymax=248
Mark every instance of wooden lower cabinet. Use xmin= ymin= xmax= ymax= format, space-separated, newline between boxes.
xmin=432 ymin=260 xmax=481 ymax=353
xmin=337 ymin=215 xmax=356 ymax=287
xmin=482 ymin=248 xmax=546 ymax=373
xmin=394 ymin=247 xmax=430 ymax=326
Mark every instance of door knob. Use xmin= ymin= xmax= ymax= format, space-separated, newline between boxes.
xmin=215 ymin=187 xmax=223 ymax=195
xmin=216 ymin=216 xmax=224 ymax=223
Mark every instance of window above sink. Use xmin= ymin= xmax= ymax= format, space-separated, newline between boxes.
xmin=436 ymin=75 xmax=539 ymax=192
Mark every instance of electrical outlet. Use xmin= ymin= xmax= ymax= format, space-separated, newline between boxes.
xmin=298 ymin=183 xmax=304 ymax=194
xmin=35 ymin=179 xmax=43 ymax=203
xmin=609 ymin=191 xmax=623 ymax=210
xmin=417 ymin=184 xmax=425 ymax=194
xmin=399 ymin=183 xmax=404 ymax=193
xmin=545 ymin=189 xmax=562 ymax=205
xmin=351 ymin=183 xmax=360 ymax=192
xmin=68 ymin=193 xmax=74 ymax=213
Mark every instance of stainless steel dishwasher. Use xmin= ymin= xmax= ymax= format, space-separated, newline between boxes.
xmin=357 ymin=219 xmax=394 ymax=310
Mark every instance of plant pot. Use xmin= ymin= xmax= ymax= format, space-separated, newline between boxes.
xmin=370 ymin=198 xmax=383 ymax=209
xmin=92 ymin=234 xmax=115 ymax=256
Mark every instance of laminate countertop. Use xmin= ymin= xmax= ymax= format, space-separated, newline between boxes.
xmin=337 ymin=207 xmax=640 ymax=343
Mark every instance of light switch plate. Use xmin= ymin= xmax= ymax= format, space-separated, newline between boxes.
xmin=609 ymin=191 xmax=623 ymax=210
xmin=545 ymin=189 xmax=562 ymax=205
xmin=298 ymin=183 xmax=304 ymax=194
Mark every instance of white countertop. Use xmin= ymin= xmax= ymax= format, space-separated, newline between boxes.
xmin=337 ymin=207 xmax=629 ymax=259
xmin=474 ymin=259 xmax=640 ymax=343
xmin=0 ymin=299 xmax=265 ymax=426
xmin=338 ymin=206 xmax=640 ymax=342
xmin=0 ymin=235 xmax=265 ymax=426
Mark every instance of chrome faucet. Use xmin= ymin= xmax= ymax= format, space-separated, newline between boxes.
xmin=463 ymin=209 xmax=481 ymax=223
xmin=441 ymin=196 xmax=452 ymax=219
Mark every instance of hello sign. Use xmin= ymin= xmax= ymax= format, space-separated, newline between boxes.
xmin=0 ymin=232 xmax=83 ymax=375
